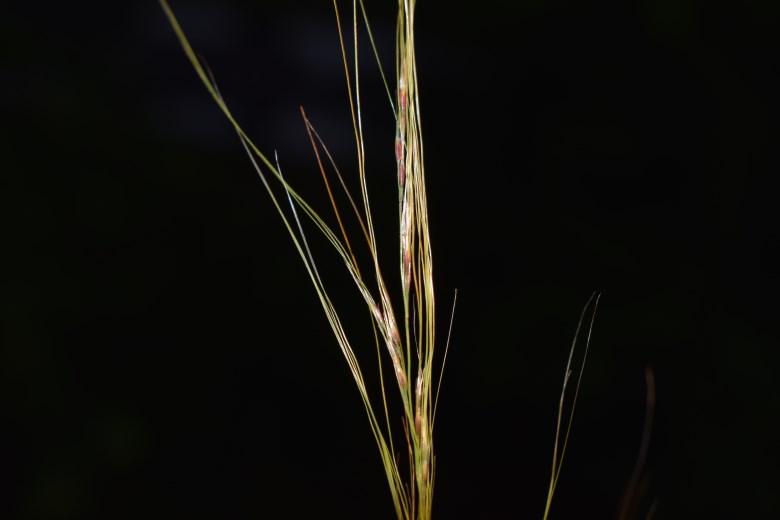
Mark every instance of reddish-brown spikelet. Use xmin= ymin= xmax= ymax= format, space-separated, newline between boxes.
xmin=400 ymin=198 xmax=412 ymax=293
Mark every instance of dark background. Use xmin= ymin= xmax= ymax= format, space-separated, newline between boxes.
xmin=2 ymin=0 xmax=778 ymax=518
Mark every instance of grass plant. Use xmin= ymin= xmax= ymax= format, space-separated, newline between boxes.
xmin=161 ymin=1 xmax=440 ymax=518
xmin=160 ymin=1 xmax=599 ymax=518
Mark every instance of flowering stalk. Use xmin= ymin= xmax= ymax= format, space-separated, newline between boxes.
xmin=160 ymin=0 xmax=441 ymax=518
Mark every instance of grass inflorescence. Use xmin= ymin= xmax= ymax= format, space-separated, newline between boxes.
xmin=161 ymin=1 xmax=443 ymax=518
xmin=160 ymin=2 xmax=601 ymax=518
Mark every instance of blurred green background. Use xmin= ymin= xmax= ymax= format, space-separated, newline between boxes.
xmin=2 ymin=0 xmax=778 ymax=518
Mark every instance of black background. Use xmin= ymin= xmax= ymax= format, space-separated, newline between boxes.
xmin=2 ymin=1 xmax=778 ymax=518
